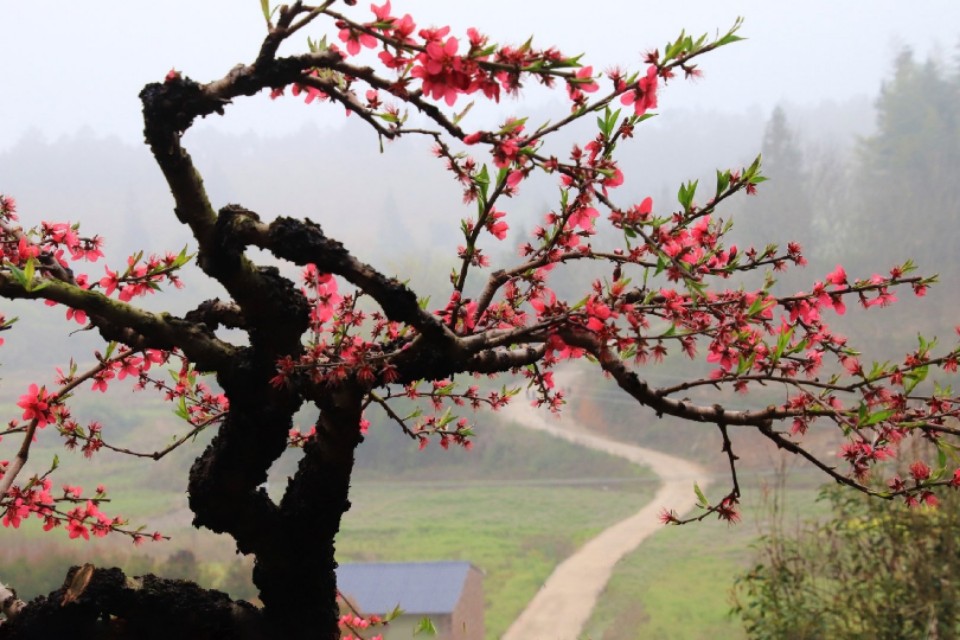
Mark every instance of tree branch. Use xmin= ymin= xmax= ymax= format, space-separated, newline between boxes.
xmin=0 ymin=276 xmax=237 ymax=372
xmin=559 ymin=327 xmax=780 ymax=427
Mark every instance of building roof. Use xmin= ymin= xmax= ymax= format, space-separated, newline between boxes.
xmin=336 ymin=561 xmax=476 ymax=616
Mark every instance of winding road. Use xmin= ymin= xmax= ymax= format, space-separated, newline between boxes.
xmin=501 ymin=389 xmax=708 ymax=640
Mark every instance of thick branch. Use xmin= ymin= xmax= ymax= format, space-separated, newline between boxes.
xmin=0 ymin=566 xmax=265 ymax=639
xmin=188 ymin=392 xmax=291 ymax=558
xmin=560 ymin=327 xmax=779 ymax=427
xmin=140 ymin=91 xmax=310 ymax=357
xmin=464 ymin=345 xmax=547 ymax=374
xmin=0 ymin=276 xmax=236 ymax=371
xmin=230 ymin=213 xmax=459 ymax=344
xmin=265 ymin=387 xmax=364 ymax=636
xmin=0 ymin=420 xmax=38 ymax=502
xmin=184 ymin=298 xmax=248 ymax=331
xmin=0 ymin=579 xmax=25 ymax=622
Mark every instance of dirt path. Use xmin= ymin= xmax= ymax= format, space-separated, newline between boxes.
xmin=500 ymin=392 xmax=708 ymax=640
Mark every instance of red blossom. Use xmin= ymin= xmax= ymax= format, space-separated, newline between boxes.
xmin=658 ymin=508 xmax=680 ymax=525
xmin=909 ymin=460 xmax=931 ymax=482
xmin=716 ymin=497 xmax=741 ymax=524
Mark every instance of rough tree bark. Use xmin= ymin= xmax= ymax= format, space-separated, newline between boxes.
xmin=0 ymin=565 xmax=265 ymax=640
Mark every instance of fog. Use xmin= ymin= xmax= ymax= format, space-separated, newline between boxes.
xmin=2 ymin=2 xmax=958 ymax=148
xmin=0 ymin=2 xmax=958 ymax=634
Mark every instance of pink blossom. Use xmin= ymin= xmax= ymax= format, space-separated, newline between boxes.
xmin=338 ymin=26 xmax=377 ymax=57
xmin=620 ymin=65 xmax=659 ymax=116
xmin=567 ymin=66 xmax=599 ymax=101
xmin=826 ymin=265 xmax=847 ymax=286
xmin=568 ymin=206 xmax=599 ymax=232
xmin=67 ymin=518 xmax=90 ymax=540
xmin=17 ymin=384 xmax=56 ymax=427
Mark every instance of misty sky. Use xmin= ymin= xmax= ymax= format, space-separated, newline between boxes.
xmin=2 ymin=1 xmax=958 ymax=151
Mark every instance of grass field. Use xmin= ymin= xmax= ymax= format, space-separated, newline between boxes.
xmin=338 ymin=481 xmax=656 ymax=639
xmin=1 ymin=369 xmax=839 ymax=640
xmin=1 ymin=404 xmax=658 ymax=640
xmin=581 ymin=470 xmax=831 ymax=640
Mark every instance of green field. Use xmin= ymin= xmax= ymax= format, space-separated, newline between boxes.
xmin=1 ymin=406 xmax=658 ymax=640
xmin=581 ymin=472 xmax=830 ymax=640
xmin=1 ymin=379 xmax=835 ymax=640
xmin=339 ymin=481 xmax=655 ymax=638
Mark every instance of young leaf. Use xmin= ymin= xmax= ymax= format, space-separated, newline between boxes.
xmin=414 ymin=617 xmax=438 ymax=636
xmin=453 ymin=101 xmax=475 ymax=126
xmin=694 ymin=482 xmax=708 ymax=507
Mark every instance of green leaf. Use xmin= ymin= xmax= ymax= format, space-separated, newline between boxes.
xmin=677 ymin=179 xmax=698 ymax=212
xmin=716 ymin=33 xmax=745 ymax=47
xmin=498 ymin=117 xmax=528 ymax=134
xmin=773 ymin=326 xmax=794 ymax=362
xmin=435 ymin=383 xmax=455 ymax=396
xmin=904 ymin=364 xmax=929 ymax=395
xmin=174 ymin=396 xmax=189 ymax=421
xmin=570 ymin=295 xmax=589 ymax=311
xmin=475 ymin=165 xmax=490 ymax=202
xmin=403 ymin=407 xmax=424 ymax=421
xmin=453 ymin=101 xmax=474 ymax=126
xmin=654 ymin=256 xmax=667 ymax=277
xmin=747 ymin=294 xmax=772 ymax=318
xmin=737 ymin=352 xmax=757 ymax=375
xmin=664 ymin=33 xmax=686 ymax=60
xmin=437 ymin=407 xmax=455 ymax=428
xmin=386 ymin=605 xmax=404 ymax=622
xmin=414 ymin=617 xmax=438 ymax=636
xmin=744 ymin=154 xmax=764 ymax=181
xmin=694 ymin=482 xmax=708 ymax=507
xmin=934 ymin=444 xmax=949 ymax=481
xmin=715 ymin=169 xmax=730 ymax=197
xmin=596 ymin=106 xmax=621 ymax=139
xmin=715 ymin=18 xmax=746 ymax=48
xmin=23 ymin=257 xmax=35 ymax=290
xmin=866 ymin=361 xmax=888 ymax=382
xmin=260 ymin=0 xmax=271 ymax=24
xmin=5 ymin=262 xmax=26 ymax=286
xmin=861 ymin=408 xmax=894 ymax=427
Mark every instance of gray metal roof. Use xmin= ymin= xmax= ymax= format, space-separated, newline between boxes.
xmin=336 ymin=561 xmax=475 ymax=615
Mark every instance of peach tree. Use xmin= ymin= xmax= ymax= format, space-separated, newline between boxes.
xmin=1 ymin=2 xmax=958 ymax=638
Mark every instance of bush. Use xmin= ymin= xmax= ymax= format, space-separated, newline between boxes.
xmin=732 ymin=484 xmax=960 ymax=639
